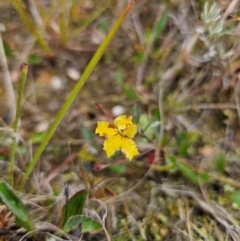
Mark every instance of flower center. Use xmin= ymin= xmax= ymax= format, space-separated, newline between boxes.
xmin=116 ymin=125 xmax=128 ymax=137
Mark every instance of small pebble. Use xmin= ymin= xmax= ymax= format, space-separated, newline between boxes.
xmin=112 ymin=105 xmax=125 ymax=116
xmin=66 ymin=67 xmax=81 ymax=81
xmin=35 ymin=120 xmax=49 ymax=132
xmin=50 ymin=76 xmax=65 ymax=90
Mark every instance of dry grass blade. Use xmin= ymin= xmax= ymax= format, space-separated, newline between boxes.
xmin=0 ymin=32 xmax=15 ymax=124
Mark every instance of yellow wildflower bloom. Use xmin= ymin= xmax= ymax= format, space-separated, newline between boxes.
xmin=95 ymin=115 xmax=139 ymax=160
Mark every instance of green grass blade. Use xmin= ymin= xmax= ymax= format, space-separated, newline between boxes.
xmin=10 ymin=64 xmax=28 ymax=187
xmin=12 ymin=64 xmax=28 ymax=132
xmin=215 ymin=153 xmax=226 ymax=173
xmin=19 ymin=1 xmax=135 ymax=189
xmin=150 ymin=13 xmax=168 ymax=43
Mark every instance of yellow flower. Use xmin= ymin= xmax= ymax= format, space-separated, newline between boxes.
xmin=95 ymin=115 xmax=139 ymax=160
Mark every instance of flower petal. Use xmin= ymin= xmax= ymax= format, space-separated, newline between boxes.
xmin=103 ymin=135 xmax=122 ymax=158
xmin=114 ymin=115 xmax=129 ymax=126
xmin=121 ymin=138 xmax=139 ymax=161
xmin=123 ymin=124 xmax=137 ymax=139
xmin=95 ymin=121 xmax=117 ymax=138
xmin=114 ymin=115 xmax=137 ymax=138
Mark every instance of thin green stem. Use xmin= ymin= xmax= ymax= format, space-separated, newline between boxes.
xmin=10 ymin=64 xmax=28 ymax=187
xmin=19 ymin=1 xmax=135 ymax=190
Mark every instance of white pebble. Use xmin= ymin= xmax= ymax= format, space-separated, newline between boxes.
xmin=112 ymin=105 xmax=125 ymax=116
xmin=66 ymin=67 xmax=81 ymax=81
xmin=50 ymin=76 xmax=64 ymax=90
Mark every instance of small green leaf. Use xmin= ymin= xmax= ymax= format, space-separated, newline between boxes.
xmin=153 ymin=13 xmax=168 ymax=38
xmin=3 ymin=41 xmax=13 ymax=57
xmin=176 ymin=131 xmax=199 ymax=157
xmin=160 ymin=134 xmax=168 ymax=147
xmin=215 ymin=154 xmax=226 ymax=173
xmin=109 ymin=164 xmax=126 ymax=173
xmin=0 ymin=179 xmax=35 ymax=231
xmin=28 ymin=54 xmax=43 ymax=64
xmin=62 ymin=215 xmax=101 ymax=233
xmin=134 ymin=53 xmax=144 ymax=63
xmin=230 ymin=191 xmax=240 ymax=206
xmin=124 ymin=84 xmax=136 ymax=99
xmin=151 ymin=108 xmax=161 ymax=120
xmin=61 ymin=189 xmax=87 ymax=227
xmin=147 ymin=13 xmax=167 ymax=44
xmin=167 ymin=156 xmax=178 ymax=173
xmin=168 ymin=156 xmax=177 ymax=164
xmin=31 ymin=131 xmax=47 ymax=144
xmin=177 ymin=163 xmax=199 ymax=184
xmin=199 ymin=172 xmax=209 ymax=182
